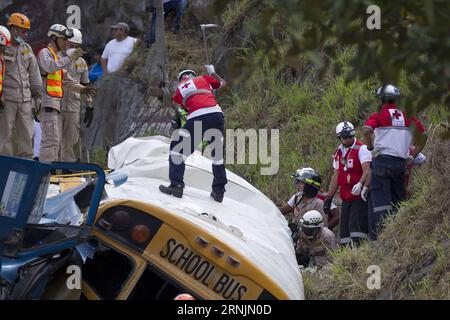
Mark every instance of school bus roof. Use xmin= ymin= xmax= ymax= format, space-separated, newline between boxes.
xmin=103 ymin=136 xmax=304 ymax=300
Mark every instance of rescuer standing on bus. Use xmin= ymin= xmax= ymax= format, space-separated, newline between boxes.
xmin=159 ymin=65 xmax=228 ymax=203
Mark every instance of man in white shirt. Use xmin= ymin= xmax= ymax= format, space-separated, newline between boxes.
xmin=101 ymin=22 xmax=137 ymax=75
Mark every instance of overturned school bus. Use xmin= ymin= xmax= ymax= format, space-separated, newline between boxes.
xmin=0 ymin=136 xmax=304 ymax=300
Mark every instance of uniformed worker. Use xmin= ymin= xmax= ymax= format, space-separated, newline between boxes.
xmin=0 ymin=13 xmax=42 ymax=159
xmin=362 ymin=85 xmax=427 ymax=240
xmin=60 ymin=28 xmax=95 ymax=162
xmin=0 ymin=26 xmax=11 ymax=105
xmin=324 ymin=121 xmax=372 ymax=247
xmin=37 ymin=24 xmax=84 ymax=162
xmin=296 ymin=210 xmax=337 ymax=268
xmin=279 ymin=167 xmax=328 ymax=231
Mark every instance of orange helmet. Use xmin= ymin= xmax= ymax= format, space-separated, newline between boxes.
xmin=7 ymin=13 xmax=31 ymax=30
xmin=174 ymin=294 xmax=196 ymax=300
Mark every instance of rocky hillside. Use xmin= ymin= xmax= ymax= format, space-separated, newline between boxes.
xmin=1 ymin=0 xmax=216 ymax=158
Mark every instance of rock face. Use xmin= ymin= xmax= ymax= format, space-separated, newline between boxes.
xmin=1 ymin=0 xmax=147 ymax=51
xmin=1 ymin=0 xmax=215 ymax=154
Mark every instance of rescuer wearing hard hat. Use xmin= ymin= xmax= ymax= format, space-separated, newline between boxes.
xmin=296 ymin=210 xmax=337 ymax=268
xmin=159 ymin=65 xmax=228 ymax=203
xmin=0 ymin=14 xmax=42 ymax=159
xmin=324 ymin=121 xmax=372 ymax=247
xmin=279 ymin=167 xmax=328 ymax=244
xmin=0 ymin=25 xmax=11 ymax=112
xmin=37 ymin=24 xmax=84 ymax=162
xmin=60 ymin=28 xmax=96 ymax=162
xmin=362 ymin=85 xmax=427 ymax=240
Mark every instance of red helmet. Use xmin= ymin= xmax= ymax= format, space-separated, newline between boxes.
xmin=0 ymin=26 xmax=11 ymax=47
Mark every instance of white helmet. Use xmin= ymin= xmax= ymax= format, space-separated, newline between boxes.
xmin=48 ymin=24 xmax=73 ymax=39
xmin=0 ymin=26 xmax=11 ymax=47
xmin=68 ymin=28 xmax=82 ymax=44
xmin=178 ymin=69 xmax=196 ymax=82
xmin=336 ymin=121 xmax=356 ymax=138
xmin=376 ymin=84 xmax=400 ymax=102
xmin=300 ymin=210 xmax=324 ymax=239
xmin=300 ymin=210 xmax=324 ymax=228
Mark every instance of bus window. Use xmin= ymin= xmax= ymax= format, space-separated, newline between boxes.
xmin=127 ymin=265 xmax=193 ymax=300
xmin=22 ymin=173 xmax=99 ymax=251
xmin=82 ymin=242 xmax=134 ymax=300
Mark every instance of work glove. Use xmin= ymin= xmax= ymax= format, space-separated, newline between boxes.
xmin=406 ymin=154 xmax=415 ymax=166
xmin=81 ymin=84 xmax=97 ymax=97
xmin=351 ymin=182 xmax=363 ymax=196
xmin=302 ymin=266 xmax=318 ymax=274
xmin=84 ymin=106 xmax=94 ymax=128
xmin=69 ymin=47 xmax=85 ymax=62
xmin=323 ymin=198 xmax=333 ymax=216
xmin=32 ymin=98 xmax=42 ymax=122
xmin=204 ymin=64 xmax=215 ymax=75
xmin=288 ymin=222 xmax=298 ymax=235
xmin=31 ymin=86 xmax=42 ymax=100
xmin=361 ymin=186 xmax=369 ymax=202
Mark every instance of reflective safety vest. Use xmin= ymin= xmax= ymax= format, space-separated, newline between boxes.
xmin=46 ymin=46 xmax=63 ymax=98
xmin=334 ymin=140 xmax=364 ymax=202
xmin=0 ymin=57 xmax=5 ymax=97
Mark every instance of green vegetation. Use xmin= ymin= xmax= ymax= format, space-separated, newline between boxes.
xmin=214 ymin=0 xmax=450 ymax=135
xmin=216 ymin=0 xmax=449 ymax=299
xmin=304 ymin=134 xmax=449 ymax=299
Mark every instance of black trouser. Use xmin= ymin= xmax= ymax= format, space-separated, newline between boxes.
xmin=169 ymin=112 xmax=228 ymax=194
xmin=369 ymin=155 xmax=406 ymax=240
xmin=340 ymin=198 xmax=368 ymax=245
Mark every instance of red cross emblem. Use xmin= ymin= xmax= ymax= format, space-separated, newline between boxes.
xmin=182 ymin=82 xmax=191 ymax=89
xmin=392 ymin=110 xmax=402 ymax=119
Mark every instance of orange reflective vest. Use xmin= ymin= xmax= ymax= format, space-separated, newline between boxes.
xmin=0 ymin=57 xmax=5 ymax=97
xmin=46 ymin=46 xmax=63 ymax=98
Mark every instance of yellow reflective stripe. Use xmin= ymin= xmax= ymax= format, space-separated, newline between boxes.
xmin=47 ymin=46 xmax=59 ymax=61
xmin=47 ymin=86 xmax=63 ymax=92
xmin=47 ymin=72 xmax=62 ymax=80
xmin=45 ymin=47 xmax=63 ymax=98
xmin=0 ymin=60 xmax=3 ymax=96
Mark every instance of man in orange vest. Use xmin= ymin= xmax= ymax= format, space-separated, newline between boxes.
xmin=37 ymin=24 xmax=84 ymax=162
xmin=0 ymin=26 xmax=11 ymax=107
xmin=0 ymin=14 xmax=41 ymax=159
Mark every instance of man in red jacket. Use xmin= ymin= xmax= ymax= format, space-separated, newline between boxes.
xmin=324 ymin=121 xmax=372 ymax=246
xmin=160 ymin=65 xmax=228 ymax=202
